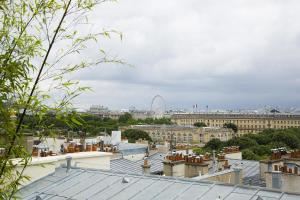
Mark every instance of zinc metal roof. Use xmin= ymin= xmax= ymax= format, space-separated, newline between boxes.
xmin=19 ymin=167 xmax=300 ymax=200
xmin=112 ymin=153 xmax=263 ymax=186
xmin=111 ymin=153 xmax=165 ymax=174
xmin=228 ymin=159 xmax=264 ymax=187
xmin=118 ymin=143 xmax=148 ymax=156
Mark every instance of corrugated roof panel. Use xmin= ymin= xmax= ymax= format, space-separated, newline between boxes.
xmin=198 ymin=185 xmax=235 ymax=200
xmin=280 ymin=193 xmax=300 ymax=200
xmin=176 ymin=183 xmax=212 ymax=200
xmin=151 ymin=181 xmax=191 ymax=200
xmin=18 ymin=168 xmax=300 ymax=200
xmin=224 ymin=192 xmax=253 ymax=200
xmin=63 ymin=172 xmax=109 ymax=197
xmin=255 ymin=190 xmax=282 ymax=198
xmin=46 ymin=171 xmax=91 ymax=194
xmin=22 ymin=192 xmax=52 ymax=200
xmin=232 ymin=187 xmax=257 ymax=195
xmin=19 ymin=179 xmax=54 ymax=199
xmin=109 ymin=177 xmax=155 ymax=200
xmin=88 ymin=176 xmax=141 ymax=200
xmin=250 ymin=195 xmax=278 ymax=200
xmin=129 ymin=179 xmax=174 ymax=200
xmin=72 ymin=174 xmax=121 ymax=199
xmin=46 ymin=195 xmax=68 ymax=200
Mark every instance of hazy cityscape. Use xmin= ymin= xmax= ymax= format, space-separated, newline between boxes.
xmin=1 ymin=0 xmax=300 ymax=200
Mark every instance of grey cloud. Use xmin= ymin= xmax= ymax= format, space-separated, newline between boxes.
xmin=67 ymin=0 xmax=300 ymax=110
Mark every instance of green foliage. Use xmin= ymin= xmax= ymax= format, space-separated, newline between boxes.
xmin=242 ymin=149 xmax=260 ymax=160
xmin=250 ymin=145 xmax=271 ymax=156
xmin=118 ymin=112 xmax=133 ymax=124
xmin=193 ymin=147 xmax=206 ymax=155
xmin=204 ymin=138 xmax=224 ymax=151
xmin=244 ymin=133 xmax=272 ymax=145
xmin=223 ymin=123 xmax=238 ymax=133
xmin=122 ymin=129 xmax=152 ymax=143
xmin=271 ymin=131 xmax=300 ymax=149
xmin=193 ymin=122 xmax=207 ymax=127
xmin=22 ymin=113 xmax=173 ymax=137
xmin=200 ymin=128 xmax=300 ymax=161
xmin=226 ymin=137 xmax=258 ymax=149
xmin=0 ymin=0 xmax=125 ymax=197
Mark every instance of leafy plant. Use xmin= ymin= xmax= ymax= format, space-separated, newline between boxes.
xmin=0 ymin=0 xmax=124 ymax=198
xmin=223 ymin=122 xmax=238 ymax=133
xmin=122 ymin=129 xmax=152 ymax=143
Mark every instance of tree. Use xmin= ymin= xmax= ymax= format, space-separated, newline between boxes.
xmin=122 ymin=129 xmax=152 ymax=143
xmin=226 ymin=137 xmax=258 ymax=149
xmin=118 ymin=112 xmax=133 ymax=124
xmin=193 ymin=147 xmax=206 ymax=155
xmin=204 ymin=138 xmax=224 ymax=151
xmin=271 ymin=132 xmax=300 ymax=149
xmin=0 ymin=0 xmax=123 ymax=197
xmin=242 ymin=149 xmax=260 ymax=160
xmin=193 ymin=122 xmax=207 ymax=127
xmin=223 ymin=123 xmax=238 ymax=133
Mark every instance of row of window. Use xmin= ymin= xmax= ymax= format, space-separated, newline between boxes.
xmin=150 ymin=132 xmax=193 ymax=137
xmin=179 ymin=119 xmax=300 ymax=125
xmin=151 ymin=135 xmax=192 ymax=142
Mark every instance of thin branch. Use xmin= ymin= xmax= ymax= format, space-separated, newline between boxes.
xmin=0 ymin=0 xmax=73 ymax=179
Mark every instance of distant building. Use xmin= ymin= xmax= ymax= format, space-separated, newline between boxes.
xmin=199 ymin=127 xmax=234 ymax=143
xmin=171 ymin=113 xmax=300 ymax=136
xmin=123 ymin=125 xmax=233 ymax=144
xmin=89 ymin=105 xmax=109 ymax=114
xmin=130 ymin=110 xmax=152 ymax=119
xmin=88 ymin=105 xmax=123 ymax=119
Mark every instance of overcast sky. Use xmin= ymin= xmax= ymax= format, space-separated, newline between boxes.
xmin=68 ymin=0 xmax=300 ymax=110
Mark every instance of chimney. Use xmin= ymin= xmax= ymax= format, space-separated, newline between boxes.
xmin=267 ymin=162 xmax=273 ymax=172
xmin=66 ymin=156 xmax=72 ymax=173
xmin=142 ymin=157 xmax=151 ymax=175
xmin=283 ymin=165 xmax=288 ymax=173
xmin=99 ymin=140 xmax=104 ymax=151
xmin=233 ymin=167 xmax=242 ymax=185
xmin=223 ymin=160 xmax=231 ymax=169
xmin=271 ymin=172 xmax=281 ymax=189
xmin=294 ymin=167 xmax=298 ymax=175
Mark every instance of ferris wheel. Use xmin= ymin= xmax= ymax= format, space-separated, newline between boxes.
xmin=150 ymin=95 xmax=166 ymax=118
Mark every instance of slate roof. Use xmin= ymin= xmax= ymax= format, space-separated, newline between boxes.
xmin=112 ymin=152 xmax=263 ymax=186
xmin=228 ymin=159 xmax=264 ymax=187
xmin=19 ymin=167 xmax=300 ymax=200
xmin=111 ymin=153 xmax=165 ymax=174
xmin=118 ymin=143 xmax=148 ymax=156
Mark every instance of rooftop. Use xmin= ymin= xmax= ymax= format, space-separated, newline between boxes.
xmin=113 ymin=153 xmax=263 ymax=187
xmin=19 ymin=167 xmax=300 ymax=200
xmin=111 ymin=153 xmax=165 ymax=174
xmin=228 ymin=159 xmax=264 ymax=187
xmin=118 ymin=143 xmax=148 ymax=156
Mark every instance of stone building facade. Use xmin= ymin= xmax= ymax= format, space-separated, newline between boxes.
xmin=171 ymin=113 xmax=300 ymax=136
xmin=124 ymin=125 xmax=233 ymax=144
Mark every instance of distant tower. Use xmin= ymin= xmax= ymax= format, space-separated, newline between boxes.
xmin=150 ymin=95 xmax=166 ymax=118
